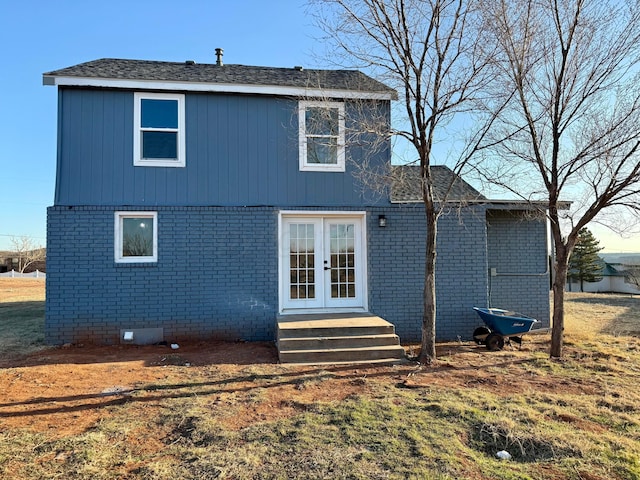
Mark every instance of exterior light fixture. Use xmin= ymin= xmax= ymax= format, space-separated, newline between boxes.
xmin=378 ymin=215 xmax=387 ymax=227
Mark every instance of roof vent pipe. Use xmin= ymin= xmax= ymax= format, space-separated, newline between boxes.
xmin=215 ymin=48 xmax=224 ymax=66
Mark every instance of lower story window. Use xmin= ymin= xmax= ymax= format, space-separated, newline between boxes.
xmin=115 ymin=211 xmax=157 ymax=263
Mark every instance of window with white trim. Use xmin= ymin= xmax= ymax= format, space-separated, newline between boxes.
xmin=134 ymin=92 xmax=185 ymax=167
xmin=299 ymin=101 xmax=345 ymax=172
xmin=115 ymin=212 xmax=158 ymax=263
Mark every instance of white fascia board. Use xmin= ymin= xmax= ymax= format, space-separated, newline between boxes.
xmin=42 ymin=75 xmax=396 ymax=101
xmin=279 ymin=210 xmax=368 ymax=217
xmin=389 ymin=199 xmax=572 ymax=209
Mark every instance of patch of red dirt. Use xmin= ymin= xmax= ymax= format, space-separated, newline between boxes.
xmin=0 ymin=340 xmax=603 ymax=437
xmin=0 ymin=341 xmax=279 ymax=436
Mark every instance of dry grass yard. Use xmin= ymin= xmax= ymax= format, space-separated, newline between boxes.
xmin=0 ymin=279 xmax=639 ymax=479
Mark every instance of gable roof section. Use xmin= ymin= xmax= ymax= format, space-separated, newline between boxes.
xmin=43 ymin=58 xmax=397 ymax=100
xmin=600 ymin=253 xmax=640 ymax=266
xmin=391 ymin=165 xmax=486 ymax=203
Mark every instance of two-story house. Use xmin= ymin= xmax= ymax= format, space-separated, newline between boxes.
xmin=43 ymin=54 xmax=551 ymax=361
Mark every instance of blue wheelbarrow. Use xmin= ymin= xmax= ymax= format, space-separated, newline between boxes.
xmin=472 ymin=307 xmax=541 ymax=351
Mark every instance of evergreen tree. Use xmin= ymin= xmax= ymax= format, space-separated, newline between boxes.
xmin=568 ymin=228 xmax=604 ymax=292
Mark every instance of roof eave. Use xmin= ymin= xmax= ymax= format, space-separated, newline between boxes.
xmin=42 ymin=75 xmax=397 ymax=101
xmin=390 ymin=199 xmax=573 ymax=210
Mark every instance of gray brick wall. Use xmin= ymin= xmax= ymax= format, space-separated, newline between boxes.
xmin=46 ymin=206 xmax=279 ymax=345
xmin=46 ymin=204 xmax=549 ymax=345
xmin=486 ymin=209 xmax=551 ymax=327
xmin=367 ymin=204 xmax=489 ymax=342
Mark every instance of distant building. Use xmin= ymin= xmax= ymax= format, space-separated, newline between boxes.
xmin=566 ymin=253 xmax=640 ymax=294
xmin=0 ymin=250 xmax=46 ymax=274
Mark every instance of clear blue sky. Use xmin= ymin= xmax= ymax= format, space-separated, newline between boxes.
xmin=1 ymin=0 xmax=637 ymax=253
xmin=0 ymin=0 xmax=321 ymax=251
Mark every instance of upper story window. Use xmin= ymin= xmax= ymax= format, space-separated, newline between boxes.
xmin=299 ymin=101 xmax=345 ymax=172
xmin=134 ymin=92 xmax=185 ymax=167
xmin=114 ymin=211 xmax=158 ymax=263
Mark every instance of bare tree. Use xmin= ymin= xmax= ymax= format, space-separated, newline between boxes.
xmin=10 ymin=236 xmax=46 ymax=273
xmin=481 ymin=0 xmax=640 ymax=357
xmin=623 ymin=266 xmax=640 ymax=291
xmin=310 ymin=0 xmax=496 ymax=363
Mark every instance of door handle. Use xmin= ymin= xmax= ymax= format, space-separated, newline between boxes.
xmin=324 ymin=266 xmax=331 ymax=271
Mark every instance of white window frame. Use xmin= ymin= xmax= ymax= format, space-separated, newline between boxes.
xmin=114 ymin=211 xmax=158 ymax=263
xmin=133 ymin=92 xmax=185 ymax=167
xmin=298 ymin=101 xmax=345 ymax=172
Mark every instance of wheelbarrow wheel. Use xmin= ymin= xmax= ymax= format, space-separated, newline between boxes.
xmin=485 ymin=333 xmax=505 ymax=351
xmin=473 ymin=326 xmax=491 ymax=345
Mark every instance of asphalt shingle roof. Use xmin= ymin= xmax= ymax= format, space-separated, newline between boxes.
xmin=44 ymin=58 xmax=397 ymax=96
xmin=391 ymin=165 xmax=486 ymax=203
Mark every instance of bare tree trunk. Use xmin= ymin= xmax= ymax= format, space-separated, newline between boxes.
xmin=420 ymin=206 xmax=438 ymax=363
xmin=311 ymin=0 xmax=503 ymax=361
xmin=551 ymin=243 xmax=570 ymax=358
xmin=482 ymin=0 xmax=640 ymax=357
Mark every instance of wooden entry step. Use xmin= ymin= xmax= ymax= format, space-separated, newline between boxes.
xmin=277 ymin=313 xmax=406 ymax=365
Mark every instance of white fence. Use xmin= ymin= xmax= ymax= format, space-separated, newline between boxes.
xmin=0 ymin=270 xmax=46 ymax=279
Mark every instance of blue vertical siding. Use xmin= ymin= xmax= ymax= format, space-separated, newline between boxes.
xmin=55 ymin=89 xmax=389 ymax=208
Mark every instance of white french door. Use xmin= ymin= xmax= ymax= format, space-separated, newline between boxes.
xmin=280 ymin=213 xmax=367 ymax=312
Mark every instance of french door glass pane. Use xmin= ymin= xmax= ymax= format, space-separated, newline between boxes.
xmin=289 ymin=223 xmax=315 ymax=300
xmin=329 ymin=224 xmax=356 ymax=298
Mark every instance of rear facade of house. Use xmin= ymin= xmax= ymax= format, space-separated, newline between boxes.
xmin=43 ymin=56 xmax=550 ymax=346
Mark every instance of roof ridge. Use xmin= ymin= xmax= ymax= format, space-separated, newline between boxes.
xmin=48 ymin=57 xmax=370 ymax=74
xmin=43 ymin=58 xmax=397 ymax=99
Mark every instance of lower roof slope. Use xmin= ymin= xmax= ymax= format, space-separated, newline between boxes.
xmin=391 ymin=165 xmax=486 ymax=203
